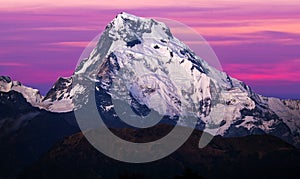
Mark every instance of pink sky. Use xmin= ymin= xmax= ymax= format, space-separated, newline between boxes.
xmin=0 ymin=1 xmax=299 ymax=99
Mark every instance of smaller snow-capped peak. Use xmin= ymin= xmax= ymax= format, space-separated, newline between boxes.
xmin=0 ymin=76 xmax=43 ymax=106
xmin=42 ymin=76 xmax=85 ymax=113
xmin=43 ymin=77 xmax=72 ymax=102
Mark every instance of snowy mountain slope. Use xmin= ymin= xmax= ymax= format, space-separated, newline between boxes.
xmin=0 ymin=12 xmax=299 ymax=147
xmin=266 ymin=97 xmax=300 ymax=146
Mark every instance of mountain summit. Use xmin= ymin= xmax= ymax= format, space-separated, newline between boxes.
xmin=1 ymin=12 xmax=300 ymax=147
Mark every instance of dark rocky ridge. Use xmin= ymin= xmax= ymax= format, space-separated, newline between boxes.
xmin=18 ymin=124 xmax=300 ymax=179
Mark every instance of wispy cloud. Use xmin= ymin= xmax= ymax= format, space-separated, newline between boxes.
xmin=224 ymin=59 xmax=300 ymax=82
xmin=0 ymin=62 xmax=28 ymax=67
xmin=47 ymin=41 xmax=95 ymax=47
xmin=30 ymin=27 xmax=98 ymax=31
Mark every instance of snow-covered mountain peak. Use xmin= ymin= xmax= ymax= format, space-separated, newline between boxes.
xmin=71 ymin=13 xmax=300 ymax=147
xmin=0 ymin=76 xmax=43 ymax=106
xmin=75 ymin=13 xmax=234 ymax=94
xmin=72 ymin=13 xmax=258 ymax=133
xmin=106 ymin=12 xmax=171 ymax=43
